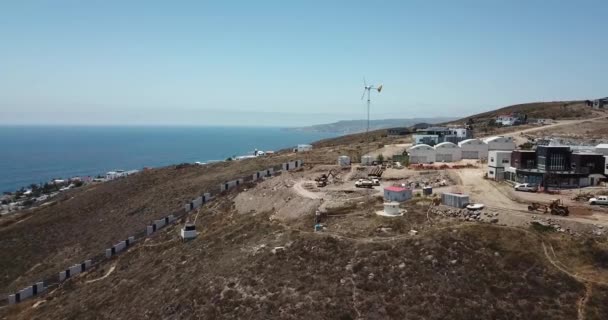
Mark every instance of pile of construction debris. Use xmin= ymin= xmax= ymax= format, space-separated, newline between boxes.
xmin=430 ymin=206 xmax=500 ymax=223
xmin=530 ymin=216 xmax=579 ymax=236
xmin=399 ymin=172 xmax=454 ymax=189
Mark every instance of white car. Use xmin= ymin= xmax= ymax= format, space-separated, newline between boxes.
xmin=514 ymin=183 xmax=538 ymax=192
xmin=589 ymin=196 xmax=608 ymax=205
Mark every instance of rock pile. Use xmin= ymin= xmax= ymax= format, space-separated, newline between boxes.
xmin=430 ymin=207 xmax=500 ymax=224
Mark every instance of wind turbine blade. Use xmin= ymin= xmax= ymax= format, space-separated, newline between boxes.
xmin=361 ymin=89 xmax=367 ymax=100
xmin=363 ymin=76 xmax=367 ymax=87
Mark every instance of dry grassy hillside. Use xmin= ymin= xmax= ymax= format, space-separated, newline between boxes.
xmin=0 ymin=152 xmax=308 ymax=294
xmin=450 ymin=101 xmax=592 ymax=124
xmin=3 ymin=194 xmax=604 ymax=319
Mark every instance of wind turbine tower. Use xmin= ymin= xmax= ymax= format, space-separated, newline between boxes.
xmin=361 ymin=79 xmax=383 ymax=152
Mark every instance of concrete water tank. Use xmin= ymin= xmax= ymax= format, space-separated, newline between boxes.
xmin=383 ymin=202 xmax=401 ymax=216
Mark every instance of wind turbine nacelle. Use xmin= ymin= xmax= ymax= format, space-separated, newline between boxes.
xmin=377 ymin=84 xmax=383 ymax=93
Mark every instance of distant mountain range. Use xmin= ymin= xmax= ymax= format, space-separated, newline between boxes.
xmin=285 ymin=117 xmax=459 ymax=134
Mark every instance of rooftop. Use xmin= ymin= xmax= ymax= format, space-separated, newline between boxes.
xmin=417 ymin=126 xmax=450 ymax=132
xmin=385 ymin=186 xmax=408 ymax=192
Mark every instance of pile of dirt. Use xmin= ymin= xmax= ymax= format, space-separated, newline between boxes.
xmin=234 ymin=173 xmax=321 ymax=221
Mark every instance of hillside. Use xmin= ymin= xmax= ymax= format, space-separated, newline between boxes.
xmin=286 ymin=117 xmax=457 ymax=134
xmin=446 ymin=100 xmax=594 ymax=125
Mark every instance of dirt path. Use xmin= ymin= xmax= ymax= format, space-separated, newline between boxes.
xmin=577 ymin=283 xmax=593 ymax=320
xmin=364 ymin=143 xmax=411 ymax=158
xmin=293 ymin=180 xmax=323 ymax=199
xmin=85 ymin=264 xmax=116 ymax=284
xmin=498 ymin=115 xmax=608 ymax=138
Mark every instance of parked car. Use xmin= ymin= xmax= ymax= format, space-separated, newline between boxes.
xmin=514 ymin=183 xmax=538 ymax=192
xmin=589 ymin=196 xmax=608 ymax=205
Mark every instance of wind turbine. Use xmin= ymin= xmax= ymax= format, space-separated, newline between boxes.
xmin=361 ymin=78 xmax=383 ymax=136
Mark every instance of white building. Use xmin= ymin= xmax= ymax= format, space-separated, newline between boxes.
xmin=458 ymin=138 xmax=488 ymax=159
xmin=483 ymin=136 xmax=516 ymax=151
xmin=496 ymin=115 xmax=516 ymax=126
xmin=407 ymin=144 xmax=436 ymax=164
xmin=380 ymin=202 xmax=402 ymax=216
xmin=595 ymin=144 xmax=608 ymax=155
xmin=487 ymin=150 xmax=512 ymax=180
xmin=450 ymin=128 xmax=468 ymax=138
xmin=296 ymin=144 xmax=313 ymax=152
xmin=434 ymin=142 xmax=462 ymax=162
xmin=338 ymin=155 xmax=351 ymax=166
xmin=413 ymin=134 xmax=439 ymax=146
xmin=361 ymin=155 xmax=374 ymax=166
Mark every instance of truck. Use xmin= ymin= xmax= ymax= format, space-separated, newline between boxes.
xmin=589 ymin=195 xmax=608 ymax=205
xmin=355 ymin=179 xmax=374 ymax=188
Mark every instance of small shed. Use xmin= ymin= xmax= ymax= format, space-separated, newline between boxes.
xmin=483 ymin=136 xmax=516 ymax=151
xmin=384 ymin=186 xmax=412 ymax=202
xmin=338 ymin=155 xmax=351 ymax=166
xmin=441 ymin=193 xmax=470 ymax=208
xmin=407 ymin=144 xmax=436 ymax=164
xmin=297 ymin=144 xmax=313 ymax=152
xmin=458 ymin=138 xmax=489 ymax=159
xmin=434 ymin=142 xmax=462 ymax=162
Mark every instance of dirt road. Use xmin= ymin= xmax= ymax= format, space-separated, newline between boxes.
xmin=292 ymin=180 xmax=323 ymax=199
xmin=498 ymin=115 xmax=608 ymax=145
xmin=455 ymin=168 xmax=608 ymax=228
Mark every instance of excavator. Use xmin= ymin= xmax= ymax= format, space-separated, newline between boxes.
xmin=527 ymin=199 xmax=569 ymax=216
xmin=315 ymin=169 xmax=338 ymax=187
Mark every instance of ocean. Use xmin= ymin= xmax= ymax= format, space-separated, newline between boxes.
xmin=0 ymin=126 xmax=338 ymax=193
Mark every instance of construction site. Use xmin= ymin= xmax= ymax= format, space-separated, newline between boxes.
xmin=1 ymin=101 xmax=608 ymax=319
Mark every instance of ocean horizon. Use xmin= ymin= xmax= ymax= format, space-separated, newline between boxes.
xmin=0 ymin=125 xmax=339 ymax=193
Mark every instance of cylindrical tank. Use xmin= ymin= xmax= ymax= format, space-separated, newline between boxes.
xmin=383 ymin=202 xmax=401 ymax=216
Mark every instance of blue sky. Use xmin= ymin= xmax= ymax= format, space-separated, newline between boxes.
xmin=1 ymin=1 xmax=606 ymax=126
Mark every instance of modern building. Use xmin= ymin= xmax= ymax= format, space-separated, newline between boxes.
xmin=496 ymin=114 xmax=517 ymax=126
xmin=413 ymin=126 xmax=469 ymax=145
xmin=591 ymin=97 xmax=608 ymax=109
xmin=458 ymin=138 xmax=488 ymax=159
xmin=487 ymin=150 xmax=512 ymax=180
xmin=296 ymin=144 xmax=313 ymax=152
xmin=483 ymin=136 xmax=516 ymax=151
xmin=384 ymin=186 xmax=412 ymax=202
xmin=387 ymin=127 xmax=410 ymax=136
xmin=570 ymin=152 xmax=605 ymax=175
xmin=504 ymin=146 xmax=606 ymax=188
xmin=511 ymin=150 xmax=536 ymax=169
xmin=407 ymin=144 xmax=436 ymax=164
xmin=434 ymin=142 xmax=462 ymax=162
xmin=496 ymin=113 xmax=526 ymax=126
xmin=413 ymin=134 xmax=440 ymax=146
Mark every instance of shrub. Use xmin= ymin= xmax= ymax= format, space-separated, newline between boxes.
xmin=530 ymin=221 xmax=554 ymax=233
